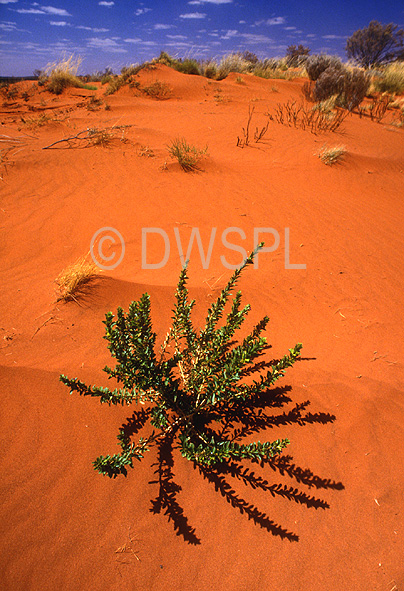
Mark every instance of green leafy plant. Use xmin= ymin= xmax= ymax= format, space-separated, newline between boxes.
xmin=167 ymin=137 xmax=208 ymax=171
xmin=60 ymin=244 xmax=302 ymax=477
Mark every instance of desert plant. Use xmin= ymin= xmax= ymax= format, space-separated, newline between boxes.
xmin=60 ymin=244 xmax=302 ymax=476
xmin=216 ymin=53 xmax=252 ymax=80
xmin=373 ymin=61 xmax=404 ymax=94
xmin=313 ymin=66 xmax=370 ymax=111
xmin=266 ymin=100 xmax=348 ymax=133
xmin=55 ymin=255 xmax=100 ymax=302
xmin=86 ymin=95 xmax=104 ymax=111
xmin=311 ymin=95 xmax=338 ymax=113
xmin=305 ymin=54 xmax=343 ymax=81
xmin=142 ymin=80 xmax=173 ymax=100
xmin=199 ymin=59 xmax=218 ymax=79
xmin=341 ymin=68 xmax=371 ymax=110
xmin=167 ymin=137 xmax=207 ymax=171
xmin=174 ymin=58 xmax=201 ymax=76
xmin=346 ymin=20 xmax=404 ymax=68
xmin=318 ymin=144 xmax=346 ymax=165
xmin=286 ymin=44 xmax=311 ymax=67
xmin=45 ymin=54 xmax=83 ymax=95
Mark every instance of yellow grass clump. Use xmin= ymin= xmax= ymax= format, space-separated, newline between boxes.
xmin=55 ymin=255 xmax=100 ymax=302
xmin=373 ymin=61 xmax=404 ymax=95
xmin=45 ymin=54 xmax=83 ymax=95
xmin=318 ymin=144 xmax=347 ymax=166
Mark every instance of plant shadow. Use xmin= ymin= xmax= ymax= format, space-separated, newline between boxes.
xmin=121 ymin=382 xmax=344 ymax=545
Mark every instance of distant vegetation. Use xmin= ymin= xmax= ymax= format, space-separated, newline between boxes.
xmin=2 ymin=19 xmax=403 ymax=119
xmin=346 ymin=20 xmax=404 ymax=68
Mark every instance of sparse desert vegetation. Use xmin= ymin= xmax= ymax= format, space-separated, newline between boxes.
xmin=317 ymin=144 xmax=347 ymax=165
xmin=167 ymin=137 xmax=208 ymax=171
xmin=1 ymin=17 xmax=404 ymax=591
xmin=55 ymin=255 xmax=100 ymax=302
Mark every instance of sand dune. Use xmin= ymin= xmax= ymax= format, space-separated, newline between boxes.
xmin=1 ymin=65 xmax=403 ymax=590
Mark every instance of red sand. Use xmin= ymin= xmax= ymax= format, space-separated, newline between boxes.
xmin=1 ymin=66 xmax=404 ymax=590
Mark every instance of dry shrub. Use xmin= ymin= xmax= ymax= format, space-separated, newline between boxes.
xmin=314 ymin=66 xmax=370 ymax=111
xmin=342 ymin=68 xmax=371 ymax=110
xmin=306 ymin=54 xmax=343 ymax=81
xmin=86 ymin=95 xmax=104 ymax=111
xmin=318 ymin=144 xmax=346 ymax=165
xmin=19 ymin=112 xmax=67 ymax=128
xmin=87 ymin=126 xmax=129 ymax=147
xmin=141 ymin=80 xmax=173 ymax=100
xmin=55 ymin=255 xmax=100 ymax=302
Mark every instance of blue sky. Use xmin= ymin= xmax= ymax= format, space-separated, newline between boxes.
xmin=1 ymin=0 xmax=403 ymax=76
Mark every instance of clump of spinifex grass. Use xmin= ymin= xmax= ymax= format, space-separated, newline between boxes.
xmin=45 ymin=54 xmax=84 ymax=95
xmin=55 ymin=255 xmax=100 ymax=302
xmin=167 ymin=137 xmax=208 ymax=171
xmin=373 ymin=61 xmax=404 ymax=95
xmin=318 ymin=144 xmax=347 ymax=166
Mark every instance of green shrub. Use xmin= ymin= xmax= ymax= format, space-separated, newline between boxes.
xmin=60 ymin=244 xmax=302 ymax=477
xmin=175 ymin=58 xmax=201 ymax=76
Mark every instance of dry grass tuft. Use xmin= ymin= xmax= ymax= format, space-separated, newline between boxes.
xmin=167 ymin=137 xmax=208 ymax=172
xmin=137 ymin=145 xmax=155 ymax=157
xmin=45 ymin=54 xmax=83 ymax=94
xmin=19 ymin=112 xmax=68 ymax=129
xmin=55 ymin=255 xmax=100 ymax=302
xmin=373 ymin=61 xmax=404 ymax=95
xmin=318 ymin=144 xmax=346 ymax=166
xmin=141 ymin=80 xmax=173 ymax=100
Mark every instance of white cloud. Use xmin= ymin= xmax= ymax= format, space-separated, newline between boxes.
xmin=99 ymin=1 xmax=114 ymax=6
xmin=166 ymin=34 xmax=187 ymax=40
xmin=240 ymin=33 xmax=273 ymax=43
xmin=16 ymin=8 xmax=46 ymax=13
xmin=220 ymin=29 xmax=238 ymax=39
xmin=16 ymin=5 xmax=71 ymax=16
xmin=256 ymin=17 xmax=285 ymax=26
xmin=135 ymin=8 xmax=151 ymax=16
xmin=77 ymin=26 xmax=109 ymax=32
xmin=180 ymin=12 xmax=206 ymax=19
xmin=0 ymin=20 xmax=19 ymax=30
xmin=154 ymin=24 xmax=172 ymax=30
xmin=322 ymin=34 xmax=345 ymax=39
xmin=124 ymin=38 xmax=142 ymax=43
xmin=284 ymin=26 xmax=296 ymax=31
xmin=0 ymin=0 xmax=18 ymax=3
xmin=87 ymin=37 xmax=127 ymax=52
xmin=50 ymin=21 xmax=69 ymax=26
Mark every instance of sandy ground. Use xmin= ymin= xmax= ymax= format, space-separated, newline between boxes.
xmin=1 ymin=65 xmax=404 ymax=590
